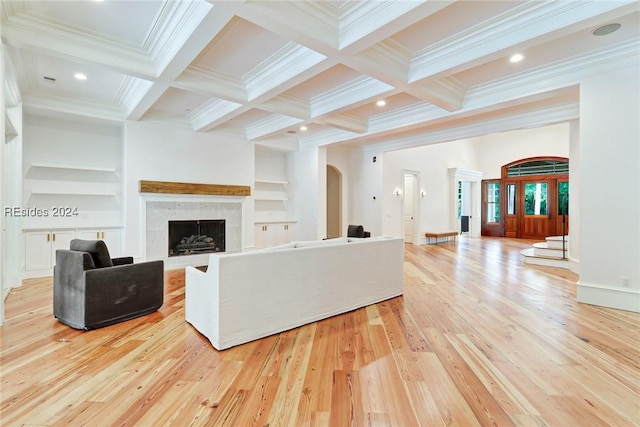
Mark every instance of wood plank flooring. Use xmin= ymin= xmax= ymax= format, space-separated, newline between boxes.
xmin=1 ymin=237 xmax=639 ymax=426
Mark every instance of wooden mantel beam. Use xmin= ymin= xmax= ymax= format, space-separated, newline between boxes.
xmin=139 ymin=180 xmax=251 ymax=196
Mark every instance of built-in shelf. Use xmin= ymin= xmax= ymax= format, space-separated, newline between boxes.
xmin=29 ymin=190 xmax=118 ymax=196
xmin=255 ymin=179 xmax=288 ymax=185
xmin=30 ymin=163 xmax=117 ymax=173
xmin=254 ymin=195 xmax=289 ymax=201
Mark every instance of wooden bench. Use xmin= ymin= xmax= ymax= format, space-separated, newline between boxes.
xmin=425 ymin=231 xmax=458 ymax=245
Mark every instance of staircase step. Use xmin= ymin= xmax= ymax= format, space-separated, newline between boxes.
xmin=546 ymin=235 xmax=569 ymax=250
xmin=520 ymin=248 xmax=569 ymax=268
xmin=532 ymin=242 xmax=568 ymax=258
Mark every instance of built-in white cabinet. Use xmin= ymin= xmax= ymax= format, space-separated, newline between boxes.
xmin=24 ymin=227 xmax=122 ymax=278
xmin=254 ymin=222 xmax=296 ymax=249
xmin=76 ymin=228 xmax=121 ymax=256
xmin=24 ymin=230 xmax=75 ymax=273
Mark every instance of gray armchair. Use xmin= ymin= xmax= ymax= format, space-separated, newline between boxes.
xmin=347 ymin=224 xmax=371 ymax=238
xmin=54 ymin=239 xmax=164 ymax=330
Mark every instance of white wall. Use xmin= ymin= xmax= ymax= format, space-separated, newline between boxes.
xmin=123 ymin=121 xmax=254 ymax=257
xmin=349 ymin=147 xmax=384 ymax=236
xmin=3 ymin=106 xmax=23 ymax=292
xmin=578 ymin=65 xmax=640 ymax=312
xmin=289 ymin=145 xmax=325 ymax=240
xmin=380 ymin=124 xmax=571 ymax=240
xmin=568 ymin=120 xmax=580 ymax=273
xmin=327 ymin=145 xmax=351 ymax=236
xmin=474 ymin=123 xmax=570 ymax=178
xmin=383 ymin=138 xmax=478 ymax=238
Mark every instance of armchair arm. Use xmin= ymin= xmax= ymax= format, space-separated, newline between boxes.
xmin=112 ymin=256 xmax=134 ymax=266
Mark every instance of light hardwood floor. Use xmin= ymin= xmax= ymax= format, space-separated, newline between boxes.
xmin=1 ymin=237 xmax=639 ymax=426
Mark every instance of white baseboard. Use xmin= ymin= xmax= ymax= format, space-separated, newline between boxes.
xmin=577 ymin=281 xmax=640 ymax=313
xmin=568 ymin=256 xmax=580 ymax=275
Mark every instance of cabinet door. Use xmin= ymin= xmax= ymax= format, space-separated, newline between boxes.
xmin=25 ymin=231 xmax=53 ymax=271
xmin=51 ymin=230 xmax=75 ymax=265
xmin=77 ymin=229 xmax=121 ymax=256
xmin=254 ymin=224 xmax=265 ymax=249
xmin=102 ymin=229 xmax=121 ymax=257
xmin=77 ymin=229 xmax=102 ymax=241
xmin=283 ymin=223 xmax=295 ymax=244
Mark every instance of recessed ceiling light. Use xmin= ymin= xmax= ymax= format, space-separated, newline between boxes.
xmin=509 ymin=53 xmax=524 ymax=63
xmin=592 ymin=23 xmax=621 ymax=37
xmin=376 ymin=100 xmax=386 ymax=107
xmin=300 ymin=125 xmax=308 ymax=131
xmin=74 ymin=73 xmax=87 ymax=81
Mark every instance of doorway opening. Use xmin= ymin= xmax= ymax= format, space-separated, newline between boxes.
xmin=402 ymin=170 xmax=420 ymax=244
xmin=481 ymin=157 xmax=569 ymax=239
xmin=326 ymin=165 xmax=342 ymax=239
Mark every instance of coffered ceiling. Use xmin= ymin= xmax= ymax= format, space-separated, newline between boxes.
xmin=2 ymin=0 xmax=639 ymax=151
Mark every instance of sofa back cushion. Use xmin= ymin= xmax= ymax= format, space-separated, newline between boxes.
xmin=70 ymin=239 xmax=113 ymax=268
xmin=294 ymin=237 xmax=349 ymax=248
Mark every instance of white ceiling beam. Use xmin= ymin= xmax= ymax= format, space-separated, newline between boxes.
xmin=126 ymin=5 xmax=236 ymax=120
xmin=318 ymin=113 xmax=368 ymax=134
xmin=220 ymin=1 xmax=466 ymax=112
xmin=337 ymin=0 xmax=455 ymax=53
xmin=408 ymin=0 xmax=640 ymax=82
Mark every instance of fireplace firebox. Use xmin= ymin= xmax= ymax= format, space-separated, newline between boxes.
xmin=168 ymin=219 xmax=225 ymax=257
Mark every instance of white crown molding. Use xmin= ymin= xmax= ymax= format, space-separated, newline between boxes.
xmin=318 ymin=113 xmax=368 ymax=134
xmin=243 ymin=0 xmax=339 ymax=49
xmin=355 ymin=39 xmax=411 ymax=82
xmin=338 ymin=1 xmax=421 ymax=50
xmin=409 ymin=0 xmax=637 ymax=82
xmin=145 ymin=0 xmax=213 ymax=75
xmin=311 ymin=75 xmax=393 ymax=117
xmin=260 ymin=94 xmax=310 ymax=120
xmin=2 ymin=9 xmax=155 ymax=78
xmin=3 ymin=48 xmax=23 ymax=107
xmin=368 ymin=102 xmax=579 ymax=154
xmin=189 ymin=98 xmax=243 ymax=132
xmin=470 ymin=38 xmax=640 ymax=102
xmin=415 ymin=76 xmax=467 ymax=111
xmin=245 ymin=113 xmax=303 ymax=141
xmin=298 ymin=127 xmax=355 ymax=150
xmin=23 ymin=91 xmax=124 ymax=121
xmin=243 ymin=42 xmax=327 ymax=101
xmin=174 ymin=66 xmax=247 ymax=103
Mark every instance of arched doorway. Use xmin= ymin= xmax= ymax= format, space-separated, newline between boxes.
xmin=482 ymin=157 xmax=569 ymax=239
xmin=326 ymin=165 xmax=342 ymax=238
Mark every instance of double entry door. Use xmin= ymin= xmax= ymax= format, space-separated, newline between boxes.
xmin=503 ymin=178 xmax=569 ymax=239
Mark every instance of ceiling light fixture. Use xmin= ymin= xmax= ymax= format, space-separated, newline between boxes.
xmin=509 ymin=53 xmax=524 ymax=63
xmin=300 ymin=125 xmax=308 ymax=131
xmin=592 ymin=23 xmax=621 ymax=36
xmin=376 ymin=100 xmax=386 ymax=107
xmin=74 ymin=73 xmax=87 ymax=81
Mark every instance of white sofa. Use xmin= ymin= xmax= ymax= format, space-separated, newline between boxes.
xmin=185 ymin=236 xmax=404 ymax=350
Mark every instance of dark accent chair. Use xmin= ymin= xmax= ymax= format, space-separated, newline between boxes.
xmin=347 ymin=224 xmax=371 ymax=238
xmin=53 ymin=239 xmax=164 ymax=330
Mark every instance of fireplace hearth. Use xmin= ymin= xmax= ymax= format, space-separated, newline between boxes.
xmin=168 ymin=219 xmax=225 ymax=257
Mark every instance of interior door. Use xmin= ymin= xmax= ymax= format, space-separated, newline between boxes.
xmin=521 ymin=179 xmax=555 ymax=239
xmin=403 ymin=174 xmax=415 ymax=243
xmin=503 ymin=182 xmax=518 ymax=237
xmin=481 ymin=180 xmax=502 ymax=236
xmin=556 ymin=180 xmax=569 ymax=237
